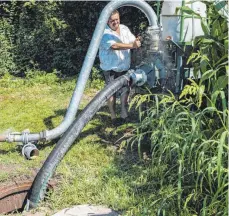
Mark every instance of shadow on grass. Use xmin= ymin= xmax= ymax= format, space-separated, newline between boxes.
xmin=41 ymin=104 xmax=139 ymax=149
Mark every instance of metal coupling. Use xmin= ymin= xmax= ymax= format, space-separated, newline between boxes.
xmin=22 ymin=143 xmax=39 ymax=160
xmin=6 ymin=132 xmax=21 ymax=143
xmin=130 ymin=69 xmax=147 ymax=86
xmin=145 ymin=26 xmax=161 ymax=53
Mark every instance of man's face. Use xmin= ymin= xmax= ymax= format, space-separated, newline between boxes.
xmin=108 ymin=13 xmax=120 ymax=31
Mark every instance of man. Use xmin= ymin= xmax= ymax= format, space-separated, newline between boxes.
xmin=99 ymin=10 xmax=141 ymax=124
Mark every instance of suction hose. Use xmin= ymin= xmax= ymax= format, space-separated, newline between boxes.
xmin=27 ymin=74 xmax=130 ymax=209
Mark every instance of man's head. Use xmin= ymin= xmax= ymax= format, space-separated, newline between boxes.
xmin=108 ymin=10 xmax=120 ymax=31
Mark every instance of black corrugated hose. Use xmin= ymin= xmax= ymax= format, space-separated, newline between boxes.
xmin=27 ymin=74 xmax=130 ymax=209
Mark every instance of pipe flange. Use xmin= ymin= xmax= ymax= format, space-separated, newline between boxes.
xmin=130 ymin=69 xmax=147 ymax=86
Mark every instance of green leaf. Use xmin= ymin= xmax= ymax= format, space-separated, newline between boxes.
xmin=200 ymin=58 xmax=208 ymax=73
xmin=198 ymin=85 xmax=205 ymax=108
xmin=201 ymin=38 xmax=215 ymax=44
xmin=175 ymin=6 xmax=201 ymax=16
xmin=212 ymin=75 xmax=228 ymax=92
xmin=217 ymin=131 xmax=228 ymax=187
xmin=211 ymin=90 xmax=221 ymax=106
xmin=201 ymin=19 xmax=210 ymax=35
xmin=200 ymin=69 xmax=214 ymax=84
xmin=220 ymin=91 xmax=227 ymax=123
xmin=212 ymin=19 xmax=222 ymax=38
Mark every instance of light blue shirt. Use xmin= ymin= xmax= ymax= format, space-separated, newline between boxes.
xmin=99 ymin=24 xmax=136 ymax=72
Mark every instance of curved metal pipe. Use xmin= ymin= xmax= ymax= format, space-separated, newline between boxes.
xmin=46 ymin=0 xmax=159 ymax=141
xmin=2 ymin=0 xmax=159 ymax=143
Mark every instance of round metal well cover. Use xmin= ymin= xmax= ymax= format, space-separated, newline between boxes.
xmin=53 ymin=205 xmax=120 ymax=216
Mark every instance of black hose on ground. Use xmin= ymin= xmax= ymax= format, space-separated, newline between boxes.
xmin=27 ymin=74 xmax=130 ymax=209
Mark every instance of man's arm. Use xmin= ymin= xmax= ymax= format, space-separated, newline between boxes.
xmin=111 ymin=38 xmax=141 ymax=50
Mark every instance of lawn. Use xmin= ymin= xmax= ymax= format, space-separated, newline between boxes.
xmin=0 ymin=74 xmax=159 ymax=216
xmin=1 ymin=73 xmax=226 ymax=216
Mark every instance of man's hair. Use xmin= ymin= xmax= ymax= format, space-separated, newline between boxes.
xmin=110 ymin=10 xmax=119 ymax=18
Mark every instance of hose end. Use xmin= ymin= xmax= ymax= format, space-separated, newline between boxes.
xmin=25 ymin=199 xmax=37 ymax=211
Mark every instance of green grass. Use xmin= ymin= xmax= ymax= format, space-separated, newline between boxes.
xmin=0 ymin=74 xmax=163 ymax=216
xmin=1 ymin=73 xmax=227 ymax=216
xmin=129 ymin=92 xmax=228 ymax=216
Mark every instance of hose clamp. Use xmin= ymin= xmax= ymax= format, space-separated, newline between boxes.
xmin=39 ymin=130 xmax=47 ymax=142
xmin=22 ymin=129 xmax=30 ymax=144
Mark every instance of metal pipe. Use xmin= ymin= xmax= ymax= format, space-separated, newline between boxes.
xmin=1 ymin=0 xmax=159 ymax=143
xmin=180 ymin=0 xmax=185 ymax=42
xmin=175 ymin=54 xmax=183 ymax=93
xmin=191 ymin=2 xmax=195 ymax=40
xmin=46 ymin=0 xmax=158 ymax=140
xmin=176 ymin=0 xmax=185 ymax=93
xmin=156 ymin=0 xmax=160 ymax=22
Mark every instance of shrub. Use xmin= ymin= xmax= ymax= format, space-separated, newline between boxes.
xmin=25 ymin=69 xmax=60 ymax=86
xmin=0 ymin=19 xmax=16 ymax=76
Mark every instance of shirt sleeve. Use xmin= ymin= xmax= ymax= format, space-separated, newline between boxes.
xmin=100 ymin=33 xmax=117 ymax=50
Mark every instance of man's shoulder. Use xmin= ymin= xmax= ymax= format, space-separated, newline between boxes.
xmin=120 ymin=24 xmax=129 ymax=31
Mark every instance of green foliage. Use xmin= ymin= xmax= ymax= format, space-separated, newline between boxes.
xmin=25 ymin=69 xmax=60 ymax=86
xmin=129 ymin=91 xmax=228 ymax=215
xmin=13 ymin=1 xmax=68 ymax=73
xmin=0 ymin=69 xmax=60 ymax=89
xmin=88 ymin=66 xmax=105 ymax=90
xmin=0 ymin=1 xmax=158 ymax=78
xmin=128 ymin=1 xmax=228 ymax=215
xmin=0 ymin=18 xmax=16 ymax=75
xmin=185 ymin=2 xmax=228 ymax=122
xmin=0 ymin=72 xmax=24 ymax=88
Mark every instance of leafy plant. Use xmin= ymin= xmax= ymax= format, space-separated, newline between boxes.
xmin=25 ymin=69 xmax=60 ymax=86
xmin=129 ymin=90 xmax=228 ymax=215
xmin=129 ymin=1 xmax=228 ymax=215
xmin=0 ymin=18 xmax=16 ymax=75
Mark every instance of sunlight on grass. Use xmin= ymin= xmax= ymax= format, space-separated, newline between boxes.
xmin=0 ymin=76 xmax=161 ymax=215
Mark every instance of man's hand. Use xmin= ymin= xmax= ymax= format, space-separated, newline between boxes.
xmin=133 ymin=37 xmax=141 ymax=49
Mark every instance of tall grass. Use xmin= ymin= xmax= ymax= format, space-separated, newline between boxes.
xmin=128 ymin=3 xmax=228 ymax=214
xmin=129 ymin=87 xmax=228 ymax=215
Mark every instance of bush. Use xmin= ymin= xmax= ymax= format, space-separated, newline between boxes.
xmin=0 ymin=19 xmax=16 ymax=76
xmin=25 ymin=69 xmax=60 ymax=86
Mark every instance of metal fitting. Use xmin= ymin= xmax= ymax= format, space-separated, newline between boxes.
xmin=144 ymin=26 xmax=161 ymax=53
xmin=130 ymin=69 xmax=147 ymax=86
xmin=22 ymin=143 xmax=39 ymax=160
